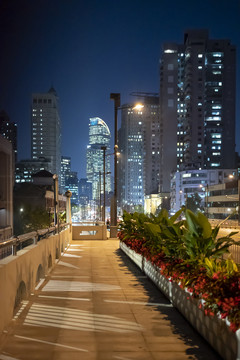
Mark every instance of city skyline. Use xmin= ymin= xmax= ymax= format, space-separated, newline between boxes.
xmin=1 ymin=0 xmax=239 ymax=179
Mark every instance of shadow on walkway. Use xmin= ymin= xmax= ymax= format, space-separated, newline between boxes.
xmin=115 ymin=248 xmax=222 ymax=360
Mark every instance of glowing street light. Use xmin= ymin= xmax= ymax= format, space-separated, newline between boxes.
xmin=132 ymin=103 xmax=144 ymax=110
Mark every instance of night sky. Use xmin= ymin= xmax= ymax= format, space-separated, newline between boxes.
xmin=1 ymin=0 xmax=240 ymax=179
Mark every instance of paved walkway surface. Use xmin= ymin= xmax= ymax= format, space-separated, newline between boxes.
xmin=0 ymin=239 xmax=221 ymax=360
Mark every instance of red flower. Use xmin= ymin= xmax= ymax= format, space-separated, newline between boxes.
xmin=212 ymin=273 xmax=219 ymax=280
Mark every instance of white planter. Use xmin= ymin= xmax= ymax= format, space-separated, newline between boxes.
xmin=120 ymin=241 xmax=240 ymax=360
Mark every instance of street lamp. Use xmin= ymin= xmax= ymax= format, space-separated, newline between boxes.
xmin=99 ymin=170 xmax=102 ymax=220
xmin=53 ymin=174 xmax=59 ymax=232
xmin=110 ymin=93 xmax=120 ymax=236
xmin=206 ymin=184 xmax=209 ymax=217
xmin=101 ymin=146 xmax=107 ymax=223
xmin=132 ymin=103 xmax=144 ymax=110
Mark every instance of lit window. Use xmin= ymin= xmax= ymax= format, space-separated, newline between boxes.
xmin=211 ymin=134 xmax=221 ymax=139
xmin=164 ymin=49 xmax=176 ymax=53
xmin=213 ymin=52 xmax=223 ymax=57
xmin=198 ymin=54 xmax=203 ymax=58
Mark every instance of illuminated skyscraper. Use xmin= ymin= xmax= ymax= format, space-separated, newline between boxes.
xmin=60 ymin=156 xmax=71 ymax=191
xmin=159 ymin=30 xmax=236 ymax=193
xmin=31 ymin=87 xmax=61 ymax=176
xmin=118 ymin=96 xmax=160 ymax=211
xmin=86 ymin=117 xmax=111 ymax=200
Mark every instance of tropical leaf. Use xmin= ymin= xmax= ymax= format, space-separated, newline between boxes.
xmin=196 ymin=212 xmax=212 ymax=239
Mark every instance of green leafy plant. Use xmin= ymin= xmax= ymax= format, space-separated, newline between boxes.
xmin=118 ymin=208 xmax=240 ymax=331
xmin=182 ymin=209 xmax=239 ymax=264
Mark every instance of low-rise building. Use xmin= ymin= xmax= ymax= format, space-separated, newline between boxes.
xmin=207 ymin=180 xmax=239 ymax=221
xmin=144 ymin=193 xmax=169 ymax=215
xmin=15 ymin=158 xmax=52 ymax=184
xmin=171 ymin=169 xmax=237 ymax=214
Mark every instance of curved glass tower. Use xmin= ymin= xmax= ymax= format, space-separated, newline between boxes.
xmin=86 ymin=117 xmax=111 ymax=201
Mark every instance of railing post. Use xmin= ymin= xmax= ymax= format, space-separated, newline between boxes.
xmin=12 ymin=238 xmax=17 ymax=256
xmin=34 ymin=234 xmax=38 ymax=245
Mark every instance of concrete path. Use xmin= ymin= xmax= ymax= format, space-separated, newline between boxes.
xmin=0 ymin=240 xmax=221 ymax=360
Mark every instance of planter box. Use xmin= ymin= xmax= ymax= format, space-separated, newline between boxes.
xmin=120 ymin=241 xmax=240 ymax=360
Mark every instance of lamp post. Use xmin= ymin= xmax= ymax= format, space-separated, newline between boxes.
xmin=65 ymin=190 xmax=72 ymax=224
xmin=110 ymin=93 xmax=120 ymax=236
xmin=101 ymin=146 xmax=107 ymax=222
xmin=99 ymin=170 xmax=102 ymax=220
xmin=238 ymin=179 xmax=240 ymax=225
xmin=53 ymin=174 xmax=59 ymax=233
xmin=206 ymin=184 xmax=209 ymax=217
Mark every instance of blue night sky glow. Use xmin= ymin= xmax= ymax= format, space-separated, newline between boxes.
xmin=0 ymin=0 xmax=240 ymax=179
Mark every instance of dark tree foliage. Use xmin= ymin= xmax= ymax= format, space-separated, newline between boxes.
xmin=185 ymin=193 xmax=203 ymax=213
xmin=14 ymin=204 xmax=51 ymax=235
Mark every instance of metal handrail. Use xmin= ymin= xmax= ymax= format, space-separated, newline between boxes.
xmin=0 ymin=223 xmax=70 ymax=258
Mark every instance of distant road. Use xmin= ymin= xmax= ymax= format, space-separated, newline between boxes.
xmin=217 ymin=227 xmax=240 ymax=263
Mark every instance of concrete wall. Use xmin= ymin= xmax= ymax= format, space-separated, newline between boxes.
xmin=0 ymin=226 xmax=71 ymax=333
xmin=72 ymin=225 xmax=107 ymax=240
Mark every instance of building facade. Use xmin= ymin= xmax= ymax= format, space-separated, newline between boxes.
xmin=207 ymin=180 xmax=239 ymax=221
xmin=31 ymin=87 xmax=61 ymax=176
xmin=79 ymin=178 xmax=92 ymax=205
xmin=65 ymin=171 xmax=79 ymax=205
xmin=15 ymin=157 xmax=52 ymax=184
xmin=0 ymin=135 xmax=14 ymax=240
xmin=170 ymin=168 xmax=237 ymax=214
xmin=159 ymin=30 xmax=236 ymax=194
xmin=86 ymin=117 xmax=111 ymax=201
xmin=118 ymin=96 xmax=160 ymax=211
xmin=60 ymin=156 xmax=71 ymax=192
xmin=0 ymin=110 xmax=17 ymax=163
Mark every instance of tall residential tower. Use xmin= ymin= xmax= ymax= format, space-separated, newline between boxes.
xmin=159 ymin=30 xmax=236 ymax=194
xmin=118 ymin=96 xmax=160 ymax=211
xmin=31 ymin=87 xmax=61 ymax=176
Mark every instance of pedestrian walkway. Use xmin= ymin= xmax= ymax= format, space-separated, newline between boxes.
xmin=0 ymin=240 xmax=221 ymax=360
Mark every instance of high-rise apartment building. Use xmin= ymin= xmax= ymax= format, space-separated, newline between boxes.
xmin=86 ymin=117 xmax=111 ymax=200
xmin=0 ymin=110 xmax=17 ymax=163
xmin=118 ymin=96 xmax=160 ymax=211
xmin=60 ymin=156 xmax=71 ymax=192
xmin=159 ymin=30 xmax=236 ymax=194
xmin=79 ymin=178 xmax=92 ymax=205
xmin=65 ymin=171 xmax=79 ymax=205
xmin=31 ymin=87 xmax=61 ymax=176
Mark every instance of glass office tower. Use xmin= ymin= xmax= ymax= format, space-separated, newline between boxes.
xmin=86 ymin=117 xmax=111 ymax=201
